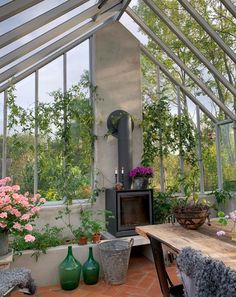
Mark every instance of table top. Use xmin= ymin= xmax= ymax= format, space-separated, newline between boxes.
xmin=136 ymin=220 xmax=236 ymax=270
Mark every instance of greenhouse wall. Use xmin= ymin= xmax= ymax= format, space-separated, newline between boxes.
xmin=93 ymin=22 xmax=143 ymax=209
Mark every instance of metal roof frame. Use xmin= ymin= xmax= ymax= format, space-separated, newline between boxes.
xmin=220 ymin=0 xmax=236 ymax=18
xmin=0 ymin=0 xmax=121 ymax=69
xmin=0 ymin=2 xmax=122 ymax=85
xmin=0 ymin=0 xmax=235 ymax=122
xmin=0 ymin=0 xmax=44 ymax=22
xmin=141 ymin=45 xmax=217 ymax=123
xmin=0 ymin=0 xmax=89 ymax=48
xmin=126 ymin=7 xmax=236 ymax=121
xmin=178 ymin=0 xmax=236 ymax=64
xmin=143 ymin=0 xmax=236 ymax=98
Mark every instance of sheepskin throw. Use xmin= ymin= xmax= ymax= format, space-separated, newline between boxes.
xmin=0 ymin=268 xmax=36 ymax=296
xmin=176 ymin=247 xmax=236 ymax=297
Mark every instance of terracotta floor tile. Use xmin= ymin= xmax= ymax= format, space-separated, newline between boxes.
xmin=137 ymin=274 xmax=156 ymax=289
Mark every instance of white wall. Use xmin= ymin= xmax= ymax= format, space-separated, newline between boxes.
xmin=93 ymin=21 xmax=143 ymax=209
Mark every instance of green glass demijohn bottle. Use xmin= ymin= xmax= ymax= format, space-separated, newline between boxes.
xmin=82 ymin=246 xmax=100 ymax=285
xmin=59 ymin=246 xmax=81 ymax=290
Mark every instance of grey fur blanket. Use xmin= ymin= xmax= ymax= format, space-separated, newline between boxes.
xmin=0 ymin=268 xmax=36 ymax=296
xmin=176 ymin=247 xmax=236 ymax=297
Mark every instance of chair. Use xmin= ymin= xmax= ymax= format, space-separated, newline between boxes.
xmin=147 ymin=234 xmax=184 ymax=297
xmin=0 ymin=268 xmax=36 ymax=296
xmin=176 ymin=247 xmax=236 ymax=297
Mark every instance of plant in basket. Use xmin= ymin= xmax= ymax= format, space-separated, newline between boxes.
xmin=172 ymin=174 xmax=211 ymax=230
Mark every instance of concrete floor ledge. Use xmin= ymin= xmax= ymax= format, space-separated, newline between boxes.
xmin=11 ymin=243 xmax=101 ymax=287
xmin=10 ymin=236 xmax=150 ymax=287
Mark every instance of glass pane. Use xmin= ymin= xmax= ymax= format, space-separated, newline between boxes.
xmin=220 ymin=123 xmax=236 ymax=191
xmin=37 ymin=55 xmax=92 ymax=201
xmin=67 ymin=40 xmax=89 ymax=89
xmin=201 ymin=110 xmax=217 ymax=191
xmin=0 ymin=92 xmax=3 ymax=179
xmin=7 ymin=74 xmax=35 ymax=192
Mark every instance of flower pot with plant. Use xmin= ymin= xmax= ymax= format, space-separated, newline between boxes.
xmin=129 ymin=166 xmax=153 ymax=190
xmin=0 ymin=177 xmax=46 ymax=256
xmin=73 ymin=227 xmax=89 ymax=245
xmin=80 ymin=209 xmax=113 ymax=244
xmin=172 ymin=175 xmax=211 ymax=230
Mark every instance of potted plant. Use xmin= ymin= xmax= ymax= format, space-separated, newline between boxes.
xmin=80 ymin=209 xmax=113 ymax=243
xmin=73 ymin=227 xmax=89 ymax=245
xmin=90 ymin=221 xmax=104 ymax=243
xmin=172 ymin=175 xmax=211 ymax=230
xmin=129 ymin=166 xmax=153 ymax=190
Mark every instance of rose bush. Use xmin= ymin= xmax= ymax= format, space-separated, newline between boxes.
xmin=0 ymin=177 xmax=46 ymax=242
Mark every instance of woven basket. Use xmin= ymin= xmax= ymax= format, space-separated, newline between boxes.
xmin=98 ymin=239 xmax=134 ymax=285
xmin=173 ymin=208 xmax=209 ymax=230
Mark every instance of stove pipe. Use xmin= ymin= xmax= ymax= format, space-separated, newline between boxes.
xmin=107 ymin=110 xmax=134 ymax=189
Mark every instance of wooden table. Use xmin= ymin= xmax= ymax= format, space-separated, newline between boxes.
xmin=136 ymin=221 xmax=236 ymax=297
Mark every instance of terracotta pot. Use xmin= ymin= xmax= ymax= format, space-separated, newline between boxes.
xmin=92 ymin=233 xmax=101 ymax=244
xmin=78 ymin=236 xmax=88 ymax=245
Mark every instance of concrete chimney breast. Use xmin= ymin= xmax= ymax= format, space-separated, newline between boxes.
xmin=93 ymin=21 xmax=143 ymax=207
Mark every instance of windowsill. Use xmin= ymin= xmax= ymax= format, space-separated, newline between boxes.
xmin=42 ymin=198 xmax=90 ymax=210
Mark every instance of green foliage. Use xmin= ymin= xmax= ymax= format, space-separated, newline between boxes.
xmin=56 ymin=207 xmax=113 ymax=241
xmin=153 ymin=190 xmax=178 ymax=224
xmin=136 ymin=0 xmax=236 ymax=191
xmin=10 ymin=225 xmax=64 ymax=261
xmin=171 ymin=112 xmax=198 ymax=166
xmin=6 ymin=76 xmax=94 ymax=201
xmin=142 ymin=95 xmax=197 ymax=167
xmin=217 ymin=211 xmax=228 ymax=226
xmin=212 ymin=189 xmax=231 ymax=211
xmin=142 ymin=95 xmax=172 ymax=165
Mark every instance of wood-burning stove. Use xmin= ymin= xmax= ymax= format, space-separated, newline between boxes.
xmin=106 ymin=189 xmax=153 ymax=237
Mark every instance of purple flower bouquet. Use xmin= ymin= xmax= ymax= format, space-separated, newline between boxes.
xmin=129 ymin=166 xmax=153 ymax=178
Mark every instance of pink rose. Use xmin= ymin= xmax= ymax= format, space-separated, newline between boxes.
xmin=31 ymin=206 xmax=40 ymax=213
xmin=39 ymin=198 xmax=46 ymax=203
xmin=0 ymin=222 xmax=7 ymax=229
xmin=13 ymin=222 xmax=22 ymax=230
xmin=10 ymin=209 xmax=21 ymax=217
xmin=12 ymin=185 xmax=20 ymax=192
xmin=3 ymin=205 xmax=12 ymax=211
xmin=24 ymin=224 xmax=33 ymax=231
xmin=21 ymin=213 xmax=31 ymax=221
xmin=3 ymin=196 xmax=10 ymax=204
xmin=20 ymin=199 xmax=30 ymax=207
xmin=24 ymin=234 xmax=35 ymax=242
xmin=0 ymin=212 xmax=7 ymax=218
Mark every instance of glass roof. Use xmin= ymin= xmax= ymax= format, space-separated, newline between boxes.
xmin=0 ymin=0 xmax=235 ymax=122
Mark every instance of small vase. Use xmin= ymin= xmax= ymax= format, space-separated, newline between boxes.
xmin=0 ymin=230 xmax=9 ymax=257
xmin=133 ymin=177 xmax=149 ymax=190
xmin=59 ymin=246 xmax=81 ymax=290
xmin=82 ymin=246 xmax=100 ymax=285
